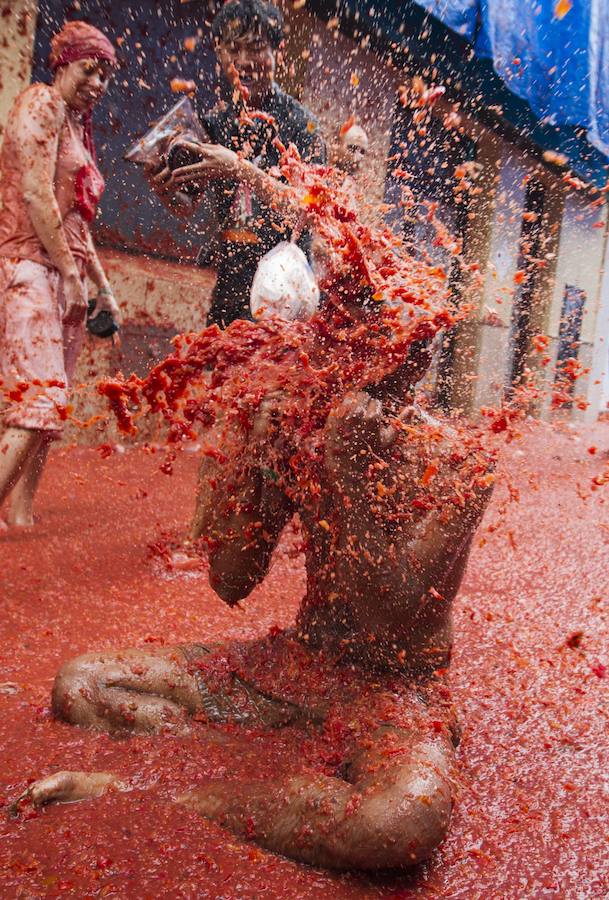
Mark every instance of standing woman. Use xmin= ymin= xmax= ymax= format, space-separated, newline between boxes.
xmin=0 ymin=21 xmax=120 ymax=527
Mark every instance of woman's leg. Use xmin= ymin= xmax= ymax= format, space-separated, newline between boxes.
xmin=0 ymin=260 xmax=88 ymax=529
xmin=0 ymin=426 xmax=43 ymax=512
xmin=0 ymin=259 xmax=70 ymax=523
xmin=6 ymin=432 xmax=51 ymax=526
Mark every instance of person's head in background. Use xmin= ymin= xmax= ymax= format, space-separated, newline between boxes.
xmin=212 ymin=0 xmax=284 ymax=106
xmin=334 ymin=123 xmax=369 ymax=176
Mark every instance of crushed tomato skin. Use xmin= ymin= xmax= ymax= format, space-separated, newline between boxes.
xmin=554 ymin=0 xmax=573 ymax=17
xmin=170 ymin=78 xmax=196 ymax=94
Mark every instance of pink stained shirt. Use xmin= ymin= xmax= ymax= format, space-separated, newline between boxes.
xmin=0 ymin=83 xmax=104 ymax=270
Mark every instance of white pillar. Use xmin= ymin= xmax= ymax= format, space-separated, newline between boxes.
xmin=586 ymin=217 xmax=609 ymax=424
xmin=0 ymin=1 xmax=38 ymax=129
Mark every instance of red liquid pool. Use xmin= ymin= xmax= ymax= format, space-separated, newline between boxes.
xmin=0 ymin=422 xmax=608 ymax=897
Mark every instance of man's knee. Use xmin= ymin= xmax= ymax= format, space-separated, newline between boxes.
xmin=402 ymin=778 xmax=452 ymax=867
xmin=360 ymin=782 xmax=452 ymax=870
xmin=362 ymin=797 xmax=451 ymax=871
xmin=52 ymin=653 xmax=102 ymax=725
xmin=350 ymin=740 xmax=454 ymax=870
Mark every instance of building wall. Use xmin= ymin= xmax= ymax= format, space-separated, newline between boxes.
xmin=447 ymin=121 xmax=500 ymax=412
xmin=0 ymin=0 xmax=37 ymax=134
xmin=473 ymin=140 xmax=565 ymax=412
xmin=1 ymin=2 xmax=608 ymax=438
xmin=480 ymin=149 xmax=535 ymax=336
xmin=592 ymin=233 xmax=609 ymax=421
xmin=543 ymin=193 xmax=608 ymax=420
xmin=300 ymin=16 xmax=400 ymax=206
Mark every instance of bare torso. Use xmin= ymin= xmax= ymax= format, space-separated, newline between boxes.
xmin=253 ymin=396 xmax=481 ymax=676
xmin=46 ymin=373 xmax=492 ymax=871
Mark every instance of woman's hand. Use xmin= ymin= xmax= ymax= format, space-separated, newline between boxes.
xmin=62 ymin=270 xmax=88 ymax=326
xmin=170 ymin=142 xmax=241 ymax=187
xmin=94 ymin=287 xmax=122 ymax=325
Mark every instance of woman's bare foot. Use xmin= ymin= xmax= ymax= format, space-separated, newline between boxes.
xmin=168 ymin=549 xmax=205 ymax=572
xmin=6 ymin=508 xmax=35 ymax=528
xmin=9 ymin=771 xmax=126 ymax=816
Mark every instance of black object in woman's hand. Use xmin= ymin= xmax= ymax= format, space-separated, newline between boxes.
xmin=86 ymin=299 xmax=119 ymax=339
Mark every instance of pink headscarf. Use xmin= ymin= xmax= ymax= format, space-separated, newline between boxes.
xmin=49 ymin=20 xmax=117 ymax=71
xmin=49 ymin=21 xmax=116 ymax=162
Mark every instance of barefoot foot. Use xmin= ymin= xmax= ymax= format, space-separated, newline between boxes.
xmin=7 ymin=506 xmax=35 ymax=527
xmin=9 ymin=771 xmax=126 ymax=816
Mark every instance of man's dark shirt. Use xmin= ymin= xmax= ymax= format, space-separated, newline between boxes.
xmin=195 ymin=84 xmax=326 ymax=327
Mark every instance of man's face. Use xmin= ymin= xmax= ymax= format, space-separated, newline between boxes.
xmin=216 ymin=32 xmax=276 ymax=105
xmin=335 ymin=126 xmax=369 ymax=175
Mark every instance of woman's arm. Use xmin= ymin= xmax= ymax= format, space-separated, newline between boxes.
xmin=16 ymin=87 xmax=86 ymax=324
xmin=84 ymin=232 xmax=121 ymax=322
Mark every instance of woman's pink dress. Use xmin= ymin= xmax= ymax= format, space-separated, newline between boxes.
xmin=0 ymin=83 xmax=104 ymax=434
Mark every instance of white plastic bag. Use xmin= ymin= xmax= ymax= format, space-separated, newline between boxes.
xmin=250 ymin=242 xmax=320 ymax=322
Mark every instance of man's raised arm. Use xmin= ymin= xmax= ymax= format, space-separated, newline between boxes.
xmin=191 ymin=412 xmax=293 ymax=605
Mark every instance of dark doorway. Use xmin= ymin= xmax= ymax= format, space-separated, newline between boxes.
xmin=554 ymin=284 xmax=586 ymax=408
xmin=507 ymin=180 xmax=546 ymax=392
xmin=384 ymin=97 xmax=476 ymax=411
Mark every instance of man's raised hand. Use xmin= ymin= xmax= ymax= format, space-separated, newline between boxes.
xmin=324 ymin=391 xmax=387 ymax=489
xmin=170 ymin=142 xmax=239 ymax=188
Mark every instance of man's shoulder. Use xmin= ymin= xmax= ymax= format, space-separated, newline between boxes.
xmin=273 ymin=87 xmax=319 ymax=132
xmin=272 ymin=87 xmax=326 ymax=161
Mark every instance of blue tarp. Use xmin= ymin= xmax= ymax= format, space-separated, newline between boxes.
xmin=414 ymin=0 xmax=609 ymax=158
